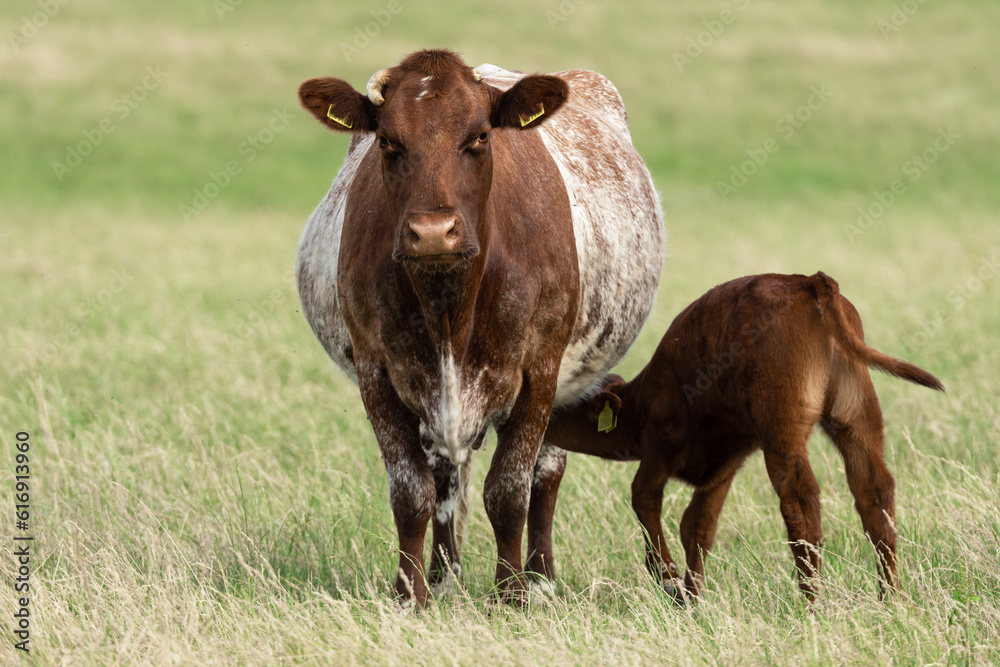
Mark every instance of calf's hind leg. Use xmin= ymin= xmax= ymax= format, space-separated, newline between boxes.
xmin=822 ymin=386 xmax=898 ymax=595
xmin=762 ymin=428 xmax=823 ymax=600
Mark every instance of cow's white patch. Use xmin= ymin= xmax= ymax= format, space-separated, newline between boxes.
xmin=439 ymin=351 xmax=467 ymax=464
xmin=416 ymin=76 xmax=433 ymax=102
xmin=415 ymin=352 xmax=492 ymax=466
xmin=435 ymin=468 xmax=459 ymax=524
xmin=296 ymin=134 xmax=376 ymax=382
xmin=533 ymin=442 xmax=565 ymax=485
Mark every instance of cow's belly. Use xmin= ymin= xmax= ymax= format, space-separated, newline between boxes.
xmin=536 ymin=79 xmax=666 ymax=406
xmin=547 ymin=156 xmax=665 ymax=406
xmin=296 ymin=134 xmax=375 ymax=383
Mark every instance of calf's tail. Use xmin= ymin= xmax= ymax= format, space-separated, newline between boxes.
xmin=810 ymin=272 xmax=945 ymax=392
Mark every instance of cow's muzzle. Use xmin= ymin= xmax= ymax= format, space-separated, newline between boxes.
xmin=396 ymin=213 xmax=476 ymax=265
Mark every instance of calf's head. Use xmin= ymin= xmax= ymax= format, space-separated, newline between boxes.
xmin=299 ymin=50 xmax=568 ymax=272
xmin=545 ymin=374 xmax=633 ymax=456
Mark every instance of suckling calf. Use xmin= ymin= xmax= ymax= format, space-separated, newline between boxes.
xmin=536 ymin=272 xmax=943 ymax=600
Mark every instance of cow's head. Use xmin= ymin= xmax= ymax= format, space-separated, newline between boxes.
xmin=299 ymin=50 xmax=568 ymax=272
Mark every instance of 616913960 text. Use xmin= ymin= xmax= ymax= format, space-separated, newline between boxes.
xmin=13 ymin=431 xmax=32 ymax=653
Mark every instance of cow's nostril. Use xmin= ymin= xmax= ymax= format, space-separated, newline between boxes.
xmin=405 ymin=216 xmax=461 ymax=256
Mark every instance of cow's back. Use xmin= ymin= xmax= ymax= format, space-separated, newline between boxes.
xmin=297 ymin=66 xmax=665 ymax=403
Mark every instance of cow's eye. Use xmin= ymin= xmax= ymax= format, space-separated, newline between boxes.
xmin=477 ymin=131 xmax=489 ymax=143
xmin=378 ymin=136 xmax=389 ymax=149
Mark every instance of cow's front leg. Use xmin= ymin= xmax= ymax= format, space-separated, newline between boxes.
xmin=358 ymin=364 xmax=435 ymax=608
xmin=485 ymin=372 xmax=557 ymax=604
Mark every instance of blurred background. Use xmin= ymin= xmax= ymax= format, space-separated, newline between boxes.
xmin=1 ymin=0 xmax=998 ymax=662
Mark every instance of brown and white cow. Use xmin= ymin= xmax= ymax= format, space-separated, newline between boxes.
xmin=296 ymin=50 xmax=664 ymax=606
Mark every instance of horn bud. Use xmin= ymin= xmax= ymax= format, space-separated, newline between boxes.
xmin=471 ymin=68 xmax=482 ymax=82
xmin=366 ymin=68 xmax=391 ymax=106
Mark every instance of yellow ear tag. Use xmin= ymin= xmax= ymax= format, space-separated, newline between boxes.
xmin=597 ymin=400 xmax=617 ymax=433
xmin=327 ymin=104 xmax=353 ymax=129
xmin=519 ymin=103 xmax=545 ymax=127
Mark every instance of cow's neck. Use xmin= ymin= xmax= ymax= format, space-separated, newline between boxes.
xmin=404 ymin=257 xmax=485 ymax=359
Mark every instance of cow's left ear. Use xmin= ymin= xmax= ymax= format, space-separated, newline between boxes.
xmin=490 ymin=75 xmax=569 ymax=130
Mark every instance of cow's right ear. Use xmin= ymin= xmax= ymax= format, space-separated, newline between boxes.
xmin=298 ymin=77 xmax=378 ymax=133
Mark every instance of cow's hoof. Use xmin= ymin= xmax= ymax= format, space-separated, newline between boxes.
xmin=429 ymin=563 xmax=463 ymax=597
xmin=494 ymin=575 xmax=530 ymax=607
xmin=394 ymin=597 xmax=418 ymax=615
xmin=662 ymin=577 xmax=689 ymax=605
xmin=527 ymin=576 xmax=558 ymax=600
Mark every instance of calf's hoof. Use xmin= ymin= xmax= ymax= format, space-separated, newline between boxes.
xmin=662 ymin=577 xmax=690 ymax=605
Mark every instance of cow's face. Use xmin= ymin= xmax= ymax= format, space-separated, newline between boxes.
xmin=299 ymin=51 xmax=568 ymax=272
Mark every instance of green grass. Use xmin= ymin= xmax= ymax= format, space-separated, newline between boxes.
xmin=2 ymin=0 xmax=999 ymax=664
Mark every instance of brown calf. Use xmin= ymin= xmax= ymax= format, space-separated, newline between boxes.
xmin=538 ymin=272 xmax=943 ymax=601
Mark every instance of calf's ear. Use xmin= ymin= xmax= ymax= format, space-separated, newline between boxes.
xmin=299 ymin=77 xmax=378 ymax=133
xmin=491 ymin=75 xmax=569 ymax=130
xmin=588 ymin=390 xmax=622 ymax=433
xmin=585 ymin=380 xmax=625 ymax=431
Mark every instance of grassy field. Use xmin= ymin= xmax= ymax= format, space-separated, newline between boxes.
xmin=2 ymin=0 xmax=999 ymax=663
